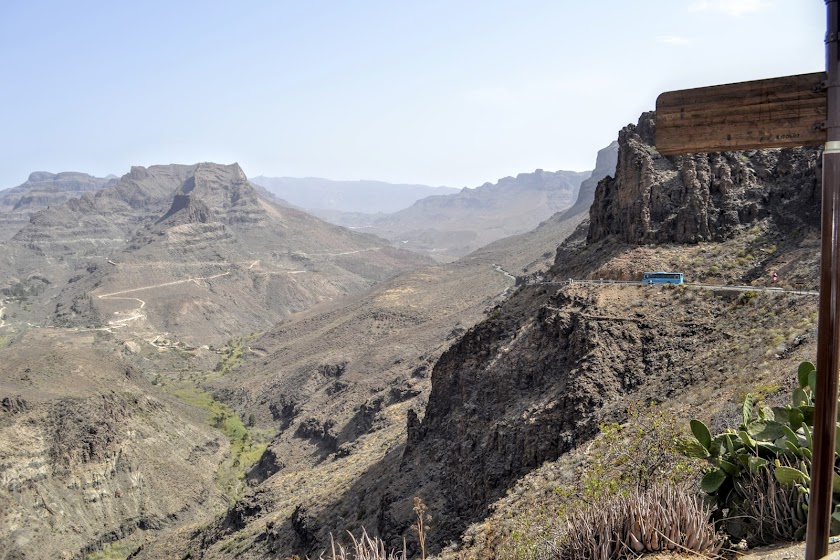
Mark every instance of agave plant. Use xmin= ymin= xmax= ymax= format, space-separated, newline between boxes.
xmin=678 ymin=361 xmax=840 ymax=542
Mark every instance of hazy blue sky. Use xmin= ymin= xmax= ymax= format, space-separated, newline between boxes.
xmin=0 ymin=1 xmax=825 ymax=189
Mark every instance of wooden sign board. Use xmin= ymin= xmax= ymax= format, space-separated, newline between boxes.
xmin=656 ymin=72 xmax=827 ymax=155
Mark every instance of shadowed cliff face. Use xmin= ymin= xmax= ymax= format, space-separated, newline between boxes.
xmin=587 ymin=112 xmax=821 ymax=245
xmin=372 ymin=113 xmax=825 ymax=553
xmin=382 ymin=283 xmax=722 ymax=549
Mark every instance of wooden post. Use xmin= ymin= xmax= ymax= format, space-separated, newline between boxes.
xmin=807 ymin=2 xmax=840 ymax=558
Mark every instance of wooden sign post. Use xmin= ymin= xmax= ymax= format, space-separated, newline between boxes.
xmin=655 ymin=3 xmax=837 ymax=558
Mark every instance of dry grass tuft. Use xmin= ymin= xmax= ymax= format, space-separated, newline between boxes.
xmin=316 ymin=528 xmax=406 ymax=560
xmin=555 ymin=483 xmax=723 ymax=560
xmin=737 ymin=467 xmax=808 ymax=546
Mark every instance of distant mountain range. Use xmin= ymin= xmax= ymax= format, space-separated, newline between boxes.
xmin=319 ymin=168 xmax=593 ymax=261
xmin=0 ymin=171 xmax=117 ymax=212
xmin=249 ymin=176 xmax=459 ymax=214
xmin=0 ymin=163 xmax=431 ymax=344
xmin=0 ymin=171 xmax=117 ymax=242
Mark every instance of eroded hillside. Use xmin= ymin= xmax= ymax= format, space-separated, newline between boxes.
xmin=385 ymin=114 xmax=823 ymax=555
xmin=0 ymin=162 xmax=431 ymax=345
xmin=0 ymin=329 xmax=228 ymax=560
xmin=1 ymin=109 xmax=823 ymax=560
xmin=0 ymin=172 xmax=115 ymax=243
xmin=171 ymin=113 xmax=824 ymax=559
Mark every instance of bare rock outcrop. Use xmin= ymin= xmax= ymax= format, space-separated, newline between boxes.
xmin=587 ymin=112 xmax=820 ymax=244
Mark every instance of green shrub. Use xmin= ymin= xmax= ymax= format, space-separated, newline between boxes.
xmin=678 ymin=360 xmax=839 ymax=543
xmin=560 ymin=403 xmax=698 ymax=505
xmin=736 ymin=290 xmax=758 ymax=306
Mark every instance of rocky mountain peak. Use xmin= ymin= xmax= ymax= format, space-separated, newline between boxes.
xmin=156 ymin=194 xmax=212 ymax=225
xmin=176 ymin=163 xmax=266 ymax=225
xmin=27 ymin=171 xmax=56 ymax=182
xmin=587 ymin=112 xmax=820 ymax=245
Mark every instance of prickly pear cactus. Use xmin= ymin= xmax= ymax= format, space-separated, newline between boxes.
xmin=678 ymin=361 xmax=840 ymax=542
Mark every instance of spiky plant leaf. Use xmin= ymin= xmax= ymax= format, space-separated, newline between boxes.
xmin=799 ymin=361 xmax=816 ymax=389
xmin=746 ymin=420 xmax=786 ymax=441
xmin=771 ymin=406 xmax=791 ymax=424
xmin=678 ymin=437 xmax=710 ymax=459
xmin=793 ymin=388 xmax=809 ymax=408
xmin=784 ymin=441 xmax=804 ymax=457
xmin=775 ymin=466 xmax=810 ymax=485
xmin=800 ymin=405 xmax=816 ymax=426
xmin=789 ymin=407 xmax=805 ymax=430
xmin=781 ymin=424 xmax=800 ymax=446
xmin=701 ymin=469 xmax=727 ymax=493
xmin=691 ymin=419 xmax=712 ymax=451
xmin=725 ymin=433 xmax=736 ymax=456
xmin=717 ymin=459 xmax=739 ymax=475
xmin=743 ymin=394 xmax=756 ymax=425
xmin=746 ymin=456 xmax=768 ymax=473
xmin=808 ymin=370 xmax=818 ymax=397
xmin=738 ymin=429 xmax=756 ymax=449
xmin=709 ymin=435 xmax=726 ymax=457
xmin=756 ymin=441 xmax=785 ymax=455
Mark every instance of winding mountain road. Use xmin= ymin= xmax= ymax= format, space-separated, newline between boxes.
xmin=494 ymin=264 xmax=517 ymax=282
xmin=542 ymin=278 xmax=820 ymax=296
xmin=96 ymin=272 xmax=232 ymax=326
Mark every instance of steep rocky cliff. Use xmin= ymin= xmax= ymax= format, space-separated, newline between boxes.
xmin=469 ymin=141 xmax=619 ymax=275
xmin=122 ymin=115 xmax=823 ymax=559
xmin=375 ymin=113 xmax=823 ymax=552
xmin=559 ymin=141 xmax=618 ymax=220
xmin=0 ymin=172 xmax=115 ymax=243
xmin=588 ymin=112 xmax=820 ymax=244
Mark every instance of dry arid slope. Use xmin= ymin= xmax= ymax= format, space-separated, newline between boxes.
xmin=385 ymin=113 xmax=823 ymax=556
xmin=0 ymin=162 xmax=431 ymax=345
xmin=153 ymin=112 xmax=827 ymax=559
xmin=0 ymin=329 xmax=228 ymax=560
xmin=0 ymin=162 xmax=434 ymax=560
xmin=2 ymin=110 xmax=823 ymax=560
xmin=471 ymin=141 xmax=618 ymax=276
xmin=126 ymin=158 xmax=614 ymax=560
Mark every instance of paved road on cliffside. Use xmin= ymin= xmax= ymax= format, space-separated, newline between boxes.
xmin=540 ymin=278 xmax=820 ymax=296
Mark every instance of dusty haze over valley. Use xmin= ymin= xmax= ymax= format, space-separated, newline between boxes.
xmin=0 ymin=3 xmax=831 ymax=560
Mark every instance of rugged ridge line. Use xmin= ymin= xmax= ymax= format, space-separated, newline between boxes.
xmin=587 ymin=112 xmax=820 ymax=244
xmin=376 ymin=112 xmax=823 ymax=552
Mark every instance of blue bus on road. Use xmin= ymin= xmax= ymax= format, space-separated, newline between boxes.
xmin=642 ymin=272 xmax=684 ymax=285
